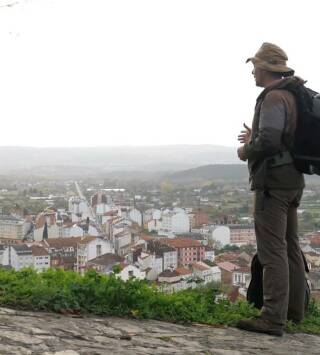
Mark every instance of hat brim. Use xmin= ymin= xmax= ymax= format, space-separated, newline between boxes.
xmin=246 ymin=57 xmax=294 ymax=74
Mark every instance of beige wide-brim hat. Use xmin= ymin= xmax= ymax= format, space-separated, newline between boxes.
xmin=246 ymin=42 xmax=294 ymax=74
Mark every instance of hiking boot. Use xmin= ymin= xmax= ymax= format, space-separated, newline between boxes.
xmin=236 ymin=317 xmax=284 ymax=336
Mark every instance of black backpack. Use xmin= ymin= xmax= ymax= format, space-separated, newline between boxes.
xmin=260 ymin=78 xmax=320 ymax=175
xmin=285 ymin=84 xmax=320 ymax=175
xmin=247 ymin=252 xmax=310 ymax=312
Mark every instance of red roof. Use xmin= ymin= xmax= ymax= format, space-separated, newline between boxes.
xmin=192 ymin=262 xmax=210 ymax=271
xmin=161 ymin=237 xmax=202 ymax=248
xmin=78 ymin=236 xmax=98 ymax=244
xmin=140 ymin=234 xmax=154 ymax=241
xmin=43 ymin=236 xmax=98 ymax=248
xmin=216 ymin=261 xmax=239 ymax=272
xmin=31 ymin=245 xmax=49 ymax=256
xmin=176 ymin=267 xmax=192 ymax=276
xmin=158 ymin=269 xmax=180 ymax=278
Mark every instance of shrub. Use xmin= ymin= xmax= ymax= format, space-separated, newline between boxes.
xmin=0 ymin=268 xmax=319 ymax=334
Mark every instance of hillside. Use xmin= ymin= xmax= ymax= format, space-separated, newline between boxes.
xmin=0 ymin=145 xmax=238 ymax=173
xmin=165 ymin=164 xmax=320 ymax=185
xmin=165 ymin=164 xmax=248 ymax=183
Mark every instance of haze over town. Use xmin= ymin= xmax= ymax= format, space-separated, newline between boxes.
xmin=0 ymin=0 xmax=320 ymax=148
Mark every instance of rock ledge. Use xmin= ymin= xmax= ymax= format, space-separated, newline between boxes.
xmin=0 ymin=307 xmax=319 ymax=354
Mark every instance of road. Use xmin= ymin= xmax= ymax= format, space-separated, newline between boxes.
xmin=74 ymin=181 xmax=104 ymax=235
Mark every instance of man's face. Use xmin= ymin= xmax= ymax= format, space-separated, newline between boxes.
xmin=252 ymin=65 xmax=266 ymax=87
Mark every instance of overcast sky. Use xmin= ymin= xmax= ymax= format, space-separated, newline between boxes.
xmin=0 ymin=0 xmax=319 ymax=147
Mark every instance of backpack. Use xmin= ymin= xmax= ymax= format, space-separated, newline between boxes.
xmin=247 ymin=252 xmax=310 ymax=312
xmin=260 ymin=78 xmax=320 ymax=175
xmin=285 ymin=84 xmax=320 ymax=175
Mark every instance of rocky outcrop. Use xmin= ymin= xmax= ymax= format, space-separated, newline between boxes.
xmin=0 ymin=307 xmax=319 ymax=354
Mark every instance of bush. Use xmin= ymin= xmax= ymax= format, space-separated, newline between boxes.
xmin=0 ymin=268 xmax=319 ymax=334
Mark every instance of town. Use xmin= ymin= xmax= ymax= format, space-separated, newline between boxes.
xmin=0 ymin=173 xmax=319 ymax=301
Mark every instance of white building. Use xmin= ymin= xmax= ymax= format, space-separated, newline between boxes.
xmin=68 ymin=197 xmax=89 ymax=216
xmin=192 ymin=262 xmax=221 ymax=284
xmin=0 ymin=215 xmax=26 ymax=240
xmin=112 ymin=219 xmax=132 ymax=236
xmin=118 ymin=264 xmax=146 ymax=281
xmin=158 ymin=269 xmax=181 ymax=283
xmin=76 ymin=236 xmax=113 ymax=272
xmin=161 ymin=211 xmax=190 ymax=234
xmin=211 ymin=226 xmax=230 ymax=247
xmin=96 ymin=203 xmax=112 ymax=215
xmin=210 ymin=265 xmax=221 ymax=283
xmin=129 ymin=208 xmax=142 ymax=226
xmin=33 ymin=224 xmax=62 ymax=241
xmin=232 ymin=267 xmax=251 ymax=288
xmin=204 ymin=246 xmax=215 ymax=262
xmin=229 ymin=224 xmax=256 ymax=247
xmin=147 ymin=240 xmax=178 ymax=271
xmin=114 ymin=230 xmax=132 ymax=256
xmin=143 ymin=209 xmax=161 ymax=227
xmin=31 ymin=245 xmax=50 ymax=272
xmin=147 ymin=219 xmax=162 ymax=233
xmin=0 ymin=245 xmax=7 ymax=265
xmin=1 ymin=245 xmax=33 ymax=270
xmin=33 ymin=221 xmax=100 ymax=242
xmin=65 ymin=224 xmax=85 ymax=238
xmin=138 ymin=252 xmax=163 ymax=276
xmin=69 ymin=223 xmax=99 ymax=237
xmin=192 ymin=262 xmax=211 ymax=284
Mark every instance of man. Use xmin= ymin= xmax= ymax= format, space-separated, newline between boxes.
xmin=236 ymin=42 xmax=306 ymax=336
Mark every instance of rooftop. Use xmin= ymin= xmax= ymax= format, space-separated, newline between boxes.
xmin=43 ymin=236 xmax=99 ymax=248
xmin=158 ymin=269 xmax=180 ymax=278
xmin=216 ymin=261 xmax=239 ymax=272
xmin=160 ymin=237 xmax=202 ymax=249
xmin=0 ymin=215 xmax=24 ymax=224
xmin=147 ymin=240 xmax=176 ymax=256
xmin=175 ymin=267 xmax=192 ymax=276
xmin=88 ymin=253 xmax=124 ymax=267
xmin=31 ymin=245 xmax=49 ymax=257
xmin=12 ymin=244 xmax=32 ymax=255
xmin=192 ymin=262 xmax=210 ymax=271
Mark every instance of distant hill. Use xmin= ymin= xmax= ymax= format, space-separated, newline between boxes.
xmin=165 ymin=163 xmax=320 ymax=185
xmin=165 ymin=164 xmax=248 ymax=183
xmin=0 ymin=145 xmax=238 ymax=173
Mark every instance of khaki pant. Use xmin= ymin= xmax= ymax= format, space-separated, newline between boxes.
xmin=254 ymin=189 xmax=305 ymax=326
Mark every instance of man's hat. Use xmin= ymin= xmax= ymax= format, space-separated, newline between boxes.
xmin=246 ymin=42 xmax=294 ymax=74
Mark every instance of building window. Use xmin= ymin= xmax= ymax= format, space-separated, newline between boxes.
xmin=96 ymin=245 xmax=102 ymax=256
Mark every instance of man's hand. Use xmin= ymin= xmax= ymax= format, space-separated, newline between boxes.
xmin=238 ymin=123 xmax=252 ymax=144
xmin=237 ymin=146 xmax=247 ymax=161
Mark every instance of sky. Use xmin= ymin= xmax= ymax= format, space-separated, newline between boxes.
xmin=0 ymin=0 xmax=319 ymax=147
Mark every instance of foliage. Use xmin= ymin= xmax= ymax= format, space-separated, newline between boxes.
xmin=202 ymin=259 xmax=216 ymax=267
xmin=112 ymin=264 xmax=121 ymax=274
xmin=215 ymin=244 xmax=240 ymax=255
xmin=0 ymin=268 xmax=319 ymax=334
xmin=286 ymin=299 xmax=320 ymax=334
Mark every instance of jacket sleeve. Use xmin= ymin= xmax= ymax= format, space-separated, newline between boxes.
xmin=243 ymin=90 xmax=286 ymax=161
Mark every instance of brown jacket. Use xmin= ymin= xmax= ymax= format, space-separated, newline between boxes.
xmin=244 ymin=77 xmax=305 ymax=190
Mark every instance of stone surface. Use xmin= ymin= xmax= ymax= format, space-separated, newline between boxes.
xmin=0 ymin=307 xmax=319 ymax=354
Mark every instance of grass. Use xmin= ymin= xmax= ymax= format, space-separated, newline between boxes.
xmin=286 ymin=299 xmax=320 ymax=334
xmin=0 ymin=267 xmax=319 ymax=335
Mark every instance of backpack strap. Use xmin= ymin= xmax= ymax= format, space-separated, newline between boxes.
xmin=266 ymin=150 xmax=294 ymax=168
